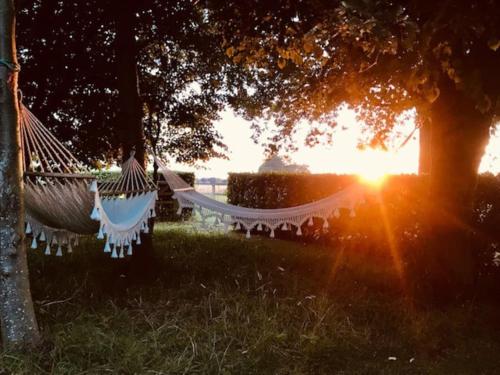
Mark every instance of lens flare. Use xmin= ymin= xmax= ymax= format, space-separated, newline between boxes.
xmin=356 ymin=149 xmax=390 ymax=187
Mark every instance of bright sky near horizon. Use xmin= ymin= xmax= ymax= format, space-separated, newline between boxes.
xmin=168 ymin=108 xmax=500 ymax=179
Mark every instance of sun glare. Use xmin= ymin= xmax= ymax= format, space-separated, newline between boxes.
xmin=356 ymin=149 xmax=391 ymax=187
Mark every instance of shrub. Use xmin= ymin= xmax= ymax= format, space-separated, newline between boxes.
xmin=228 ymin=172 xmax=500 ymax=266
xmin=228 ymin=173 xmax=357 ymax=209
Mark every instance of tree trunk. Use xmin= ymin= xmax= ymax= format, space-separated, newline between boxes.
xmin=114 ymin=0 xmax=155 ymax=272
xmin=115 ymin=0 xmax=145 ymax=167
xmin=415 ymin=81 xmax=492 ymax=303
xmin=418 ymin=119 xmax=431 ymax=175
xmin=0 ymin=0 xmax=40 ymax=348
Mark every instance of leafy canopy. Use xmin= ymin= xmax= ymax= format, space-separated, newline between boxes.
xmin=206 ymin=0 xmax=499 ymax=150
xmin=17 ymin=0 xmax=253 ymax=165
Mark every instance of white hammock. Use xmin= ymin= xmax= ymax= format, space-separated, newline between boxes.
xmin=20 ymin=104 xmax=158 ymax=257
xmin=91 ymin=155 xmax=158 ymax=258
xmin=155 ymin=157 xmax=365 ymax=238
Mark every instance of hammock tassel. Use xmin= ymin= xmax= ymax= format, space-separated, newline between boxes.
xmin=89 ymin=180 xmax=98 ymax=193
xmin=39 ymin=231 xmax=46 ymax=242
xmin=323 ymin=220 xmax=329 ymax=229
xmin=31 ymin=237 xmax=37 ymax=249
xmin=334 ymin=208 xmax=340 ymax=218
xmin=127 ymin=244 xmax=133 ymax=256
xmin=104 ymin=240 xmax=111 ymax=253
xmin=296 ymin=226 xmax=302 ymax=236
xmin=150 ymin=208 xmax=156 ymax=218
xmin=270 ymin=229 xmax=275 ymax=238
xmin=246 ymin=229 xmax=251 ymax=239
xmin=119 ymin=247 xmax=125 ymax=259
xmin=90 ymin=206 xmax=100 ymax=221
xmin=97 ymin=225 xmax=105 ymax=240
xmin=308 ymin=217 xmax=314 ymax=226
xmin=111 ymin=247 xmax=118 ymax=259
xmin=44 ymin=243 xmax=51 ymax=256
xmin=56 ymin=245 xmax=63 ymax=257
xmin=235 ymin=222 xmax=241 ymax=230
xmin=136 ymin=234 xmax=142 ymax=245
xmin=257 ymin=223 xmax=263 ymax=231
xmin=68 ymin=241 xmax=73 ymax=254
xmin=176 ymin=207 xmax=183 ymax=215
xmin=282 ymin=223 xmax=288 ymax=231
xmin=25 ymin=222 xmax=32 ymax=234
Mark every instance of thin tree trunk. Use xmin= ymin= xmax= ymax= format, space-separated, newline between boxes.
xmin=114 ymin=0 xmax=155 ymax=271
xmin=0 ymin=0 xmax=40 ymax=348
xmin=415 ymin=81 xmax=492 ymax=303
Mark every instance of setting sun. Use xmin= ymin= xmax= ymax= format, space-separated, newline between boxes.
xmin=355 ymin=149 xmax=391 ymax=187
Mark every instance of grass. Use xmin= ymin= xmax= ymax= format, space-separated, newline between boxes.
xmin=1 ymin=224 xmax=500 ymax=374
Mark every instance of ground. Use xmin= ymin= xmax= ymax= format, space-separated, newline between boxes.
xmin=1 ymin=224 xmax=500 ymax=374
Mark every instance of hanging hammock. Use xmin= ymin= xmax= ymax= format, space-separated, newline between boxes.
xmin=20 ymin=104 xmax=98 ymax=255
xmin=154 ymin=157 xmax=366 ymax=238
xmin=20 ymin=103 xmax=158 ymax=257
xmin=92 ymin=153 xmax=158 ymax=258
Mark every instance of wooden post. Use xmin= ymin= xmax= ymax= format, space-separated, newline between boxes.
xmin=0 ymin=0 xmax=40 ymax=348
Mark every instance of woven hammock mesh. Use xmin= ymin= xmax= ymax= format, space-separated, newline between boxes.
xmin=20 ymin=104 xmax=97 ymax=235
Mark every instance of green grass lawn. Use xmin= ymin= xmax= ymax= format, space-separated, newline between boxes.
xmin=2 ymin=224 xmax=500 ymax=374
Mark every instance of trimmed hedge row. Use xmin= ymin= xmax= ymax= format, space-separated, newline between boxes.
xmin=228 ymin=172 xmax=500 ymax=265
xmin=228 ymin=173 xmax=358 ymax=209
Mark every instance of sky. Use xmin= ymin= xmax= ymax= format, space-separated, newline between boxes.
xmin=167 ymin=108 xmax=500 ymax=179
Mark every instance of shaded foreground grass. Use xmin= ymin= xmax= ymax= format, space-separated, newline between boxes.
xmin=1 ymin=224 xmax=500 ymax=374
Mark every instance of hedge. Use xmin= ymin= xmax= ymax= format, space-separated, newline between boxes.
xmin=228 ymin=172 xmax=500 ymax=266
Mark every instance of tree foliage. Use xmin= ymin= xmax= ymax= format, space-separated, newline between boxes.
xmin=16 ymin=0 xmax=251 ymax=165
xmin=206 ymin=0 xmax=499 ymax=150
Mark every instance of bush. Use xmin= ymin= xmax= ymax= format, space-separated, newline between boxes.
xmin=228 ymin=172 xmax=500 ymax=266
xmin=228 ymin=173 xmax=357 ymax=209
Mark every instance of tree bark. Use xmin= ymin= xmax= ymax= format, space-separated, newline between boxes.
xmin=414 ymin=81 xmax=492 ymax=302
xmin=0 ymin=0 xmax=40 ymax=348
xmin=114 ymin=0 xmax=155 ymax=271
xmin=115 ymin=0 xmax=145 ymax=167
xmin=418 ymin=119 xmax=431 ymax=175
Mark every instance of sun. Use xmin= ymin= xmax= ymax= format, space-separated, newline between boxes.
xmin=359 ymin=168 xmax=388 ymax=187
xmin=356 ymin=149 xmax=391 ymax=187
